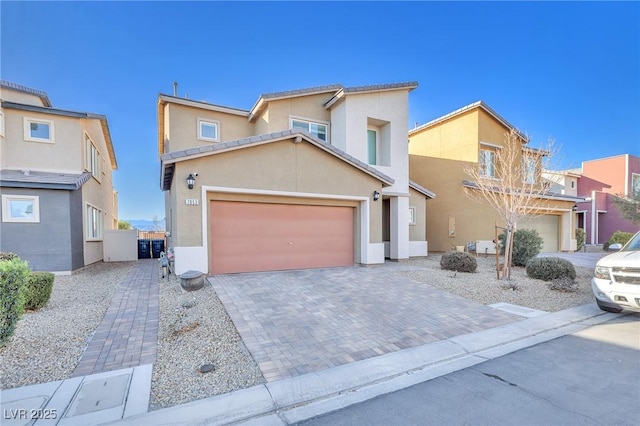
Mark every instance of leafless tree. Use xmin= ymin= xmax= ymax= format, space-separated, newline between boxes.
xmin=462 ymin=129 xmax=558 ymax=280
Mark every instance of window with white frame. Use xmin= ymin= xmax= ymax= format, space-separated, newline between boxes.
xmin=24 ymin=117 xmax=54 ymax=143
xmin=197 ymin=118 xmax=220 ymax=142
xmin=367 ymin=129 xmax=378 ymax=165
xmin=2 ymin=195 xmax=40 ymax=223
xmin=85 ymin=134 xmax=101 ymax=181
xmin=522 ymin=158 xmax=538 ymax=184
xmin=0 ymin=111 xmax=4 ymax=137
xmin=290 ymin=117 xmax=328 ymax=142
xmin=86 ymin=204 xmax=103 ymax=240
xmin=479 ymin=149 xmax=496 ymax=178
xmin=409 ymin=207 xmax=416 ymax=225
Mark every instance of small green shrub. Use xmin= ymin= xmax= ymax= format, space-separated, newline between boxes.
xmin=440 ymin=251 xmax=477 ymax=273
xmin=0 ymin=257 xmax=29 ymax=346
xmin=499 ymin=228 xmax=544 ymax=266
xmin=526 ymin=257 xmax=576 ymax=282
xmin=24 ymin=272 xmax=55 ymax=311
xmin=576 ymin=228 xmax=585 ymax=252
xmin=603 ymin=231 xmax=633 ymax=251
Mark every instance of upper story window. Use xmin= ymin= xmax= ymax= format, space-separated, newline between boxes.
xmin=367 ymin=129 xmax=378 ymax=165
xmin=24 ymin=117 xmax=54 ymax=143
xmin=522 ymin=158 xmax=538 ymax=184
xmin=479 ymin=149 xmax=496 ymax=178
xmin=290 ymin=117 xmax=328 ymax=142
xmin=198 ymin=118 xmax=219 ymax=142
xmin=85 ymin=134 xmax=101 ymax=182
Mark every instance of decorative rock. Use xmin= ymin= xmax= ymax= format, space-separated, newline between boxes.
xmin=179 ymin=270 xmax=205 ymax=291
xmin=199 ymin=363 xmax=215 ymax=374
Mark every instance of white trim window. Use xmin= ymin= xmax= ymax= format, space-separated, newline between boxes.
xmin=86 ymin=204 xmax=103 ymax=240
xmin=367 ymin=128 xmax=378 ymax=165
xmin=522 ymin=158 xmax=538 ymax=184
xmin=197 ymin=118 xmax=220 ymax=142
xmin=290 ymin=117 xmax=328 ymax=142
xmin=0 ymin=111 xmax=5 ymax=137
xmin=479 ymin=149 xmax=496 ymax=178
xmin=2 ymin=195 xmax=40 ymax=223
xmin=24 ymin=117 xmax=54 ymax=143
xmin=409 ymin=207 xmax=416 ymax=225
xmin=85 ymin=134 xmax=101 ymax=181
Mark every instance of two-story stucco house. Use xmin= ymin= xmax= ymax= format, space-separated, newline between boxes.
xmin=0 ymin=81 xmax=118 ymax=273
xmin=409 ymin=101 xmax=582 ymax=253
xmin=574 ymin=154 xmax=640 ymax=244
xmin=158 ymin=82 xmax=434 ymax=275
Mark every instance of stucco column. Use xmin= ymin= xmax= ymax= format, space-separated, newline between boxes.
xmin=390 ymin=196 xmax=409 ymax=260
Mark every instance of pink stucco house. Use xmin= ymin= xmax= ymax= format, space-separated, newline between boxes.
xmin=575 ymin=154 xmax=640 ymax=245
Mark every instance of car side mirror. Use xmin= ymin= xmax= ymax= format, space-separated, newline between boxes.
xmin=608 ymin=243 xmax=623 ymax=251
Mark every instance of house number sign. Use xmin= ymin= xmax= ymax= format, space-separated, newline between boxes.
xmin=185 ymin=199 xmax=199 ymax=206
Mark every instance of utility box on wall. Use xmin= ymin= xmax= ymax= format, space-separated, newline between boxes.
xmin=103 ymin=230 xmax=138 ymax=262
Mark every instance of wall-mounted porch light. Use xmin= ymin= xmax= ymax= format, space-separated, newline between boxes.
xmin=186 ymin=173 xmax=196 ymax=190
xmin=373 ymin=191 xmax=380 ymax=201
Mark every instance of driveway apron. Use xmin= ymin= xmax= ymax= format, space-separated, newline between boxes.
xmin=72 ymin=259 xmax=159 ymax=377
xmin=209 ymin=263 xmax=522 ymax=382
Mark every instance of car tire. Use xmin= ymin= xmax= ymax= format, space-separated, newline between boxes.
xmin=596 ymin=299 xmax=623 ymax=313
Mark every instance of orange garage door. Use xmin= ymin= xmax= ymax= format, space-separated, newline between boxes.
xmin=210 ymin=201 xmax=354 ymax=274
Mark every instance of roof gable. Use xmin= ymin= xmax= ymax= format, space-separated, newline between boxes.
xmin=0 ymin=80 xmax=52 ymax=107
xmin=160 ymin=129 xmax=394 ymax=191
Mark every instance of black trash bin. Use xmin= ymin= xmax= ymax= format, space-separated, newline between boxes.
xmin=151 ymin=239 xmax=165 ymax=259
xmin=138 ymin=239 xmax=151 ymax=259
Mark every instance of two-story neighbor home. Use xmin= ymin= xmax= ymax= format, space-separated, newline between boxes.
xmin=0 ymin=81 xmax=118 ymax=273
xmin=158 ymin=82 xmax=434 ymax=275
xmin=408 ymin=101 xmax=582 ymax=253
xmin=574 ymin=154 xmax=640 ymax=245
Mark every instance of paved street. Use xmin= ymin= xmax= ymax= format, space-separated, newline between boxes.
xmin=298 ymin=313 xmax=640 ymax=426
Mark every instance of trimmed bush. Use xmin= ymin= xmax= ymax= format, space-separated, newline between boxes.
xmin=603 ymin=231 xmax=633 ymax=251
xmin=526 ymin=257 xmax=576 ymax=282
xmin=24 ymin=272 xmax=55 ymax=311
xmin=0 ymin=257 xmax=29 ymax=346
xmin=576 ymin=228 xmax=585 ymax=252
xmin=440 ymin=251 xmax=477 ymax=273
xmin=499 ymin=228 xmax=544 ymax=267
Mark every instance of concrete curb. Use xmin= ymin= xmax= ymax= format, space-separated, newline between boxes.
xmin=110 ymin=303 xmax=615 ymax=426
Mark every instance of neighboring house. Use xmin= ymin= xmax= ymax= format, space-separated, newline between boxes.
xmin=0 ymin=81 xmax=118 ymax=273
xmin=574 ymin=154 xmax=640 ymax=245
xmin=158 ymin=82 xmax=434 ymax=275
xmin=408 ymin=101 xmax=582 ymax=253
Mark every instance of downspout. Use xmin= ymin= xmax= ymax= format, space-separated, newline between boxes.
xmin=591 ymin=190 xmax=597 ymax=245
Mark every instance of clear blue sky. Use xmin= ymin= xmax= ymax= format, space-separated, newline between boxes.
xmin=2 ymin=1 xmax=639 ymax=220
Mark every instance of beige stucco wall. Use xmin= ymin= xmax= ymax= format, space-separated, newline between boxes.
xmin=256 ymin=93 xmax=333 ymax=136
xmin=409 ymin=110 xmax=479 ymax=162
xmin=167 ymin=138 xmax=383 ymax=251
xmin=1 ymin=109 xmax=84 ymax=173
xmin=165 ymin=103 xmax=254 ymax=153
xmin=409 ymin=187 xmax=427 ymax=242
xmin=0 ymin=88 xmax=46 ymax=106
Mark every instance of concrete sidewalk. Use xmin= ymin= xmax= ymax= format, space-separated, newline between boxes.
xmin=104 ymin=303 xmax=614 ymax=426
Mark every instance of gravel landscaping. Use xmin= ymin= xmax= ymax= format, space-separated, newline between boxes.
xmin=403 ymin=254 xmax=595 ymax=312
xmin=1 ymin=253 xmax=596 ymax=407
xmin=149 ymin=274 xmax=264 ymax=410
xmin=0 ymin=261 xmax=133 ymax=389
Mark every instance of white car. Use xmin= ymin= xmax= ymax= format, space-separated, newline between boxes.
xmin=592 ymin=231 xmax=640 ymax=313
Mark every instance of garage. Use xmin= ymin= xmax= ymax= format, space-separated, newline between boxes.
xmin=519 ymin=215 xmax=559 ymax=253
xmin=209 ymin=200 xmax=355 ymax=274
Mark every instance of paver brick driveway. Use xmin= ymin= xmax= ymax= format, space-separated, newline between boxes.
xmin=209 ymin=263 xmax=521 ymax=382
